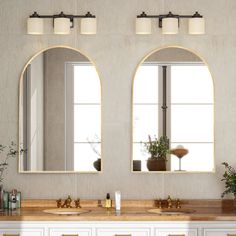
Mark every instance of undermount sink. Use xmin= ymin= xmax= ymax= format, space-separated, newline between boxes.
xmin=147 ymin=208 xmax=195 ymax=215
xmin=43 ymin=208 xmax=91 ymax=215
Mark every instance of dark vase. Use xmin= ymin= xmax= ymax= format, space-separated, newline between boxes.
xmin=133 ymin=160 xmax=141 ymax=171
xmin=147 ymin=158 xmax=166 ymax=171
xmin=93 ymin=158 xmax=101 ymax=171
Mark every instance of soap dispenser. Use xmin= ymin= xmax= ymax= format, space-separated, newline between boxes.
xmin=9 ymin=189 xmax=17 ymax=210
xmin=115 ymin=191 xmax=121 ymax=211
xmin=105 ymin=193 xmax=112 ymax=209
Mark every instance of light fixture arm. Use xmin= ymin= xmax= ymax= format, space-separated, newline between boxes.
xmin=137 ymin=11 xmax=203 ymax=28
xmin=29 ymin=11 xmax=96 ymax=29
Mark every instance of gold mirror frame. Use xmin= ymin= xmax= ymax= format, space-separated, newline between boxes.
xmin=131 ymin=45 xmax=215 ymax=173
xmin=18 ymin=45 xmax=103 ymax=174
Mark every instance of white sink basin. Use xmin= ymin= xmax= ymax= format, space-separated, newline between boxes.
xmin=43 ymin=208 xmax=90 ymax=215
xmin=147 ymin=208 xmax=195 ymax=215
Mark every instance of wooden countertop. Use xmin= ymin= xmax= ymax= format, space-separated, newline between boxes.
xmin=1 ymin=206 xmax=236 ymax=221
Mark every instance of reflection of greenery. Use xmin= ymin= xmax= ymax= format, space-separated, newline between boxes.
xmin=142 ymin=135 xmax=170 ymax=161
xmin=87 ymin=135 xmax=101 ymax=157
xmin=221 ymin=162 xmax=236 ymax=198
xmin=0 ymin=142 xmax=26 ymax=182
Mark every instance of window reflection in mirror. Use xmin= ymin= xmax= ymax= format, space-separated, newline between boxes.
xmin=132 ymin=47 xmax=214 ymax=172
xmin=19 ymin=47 xmax=101 ymax=173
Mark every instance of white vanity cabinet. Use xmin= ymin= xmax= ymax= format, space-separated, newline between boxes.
xmin=203 ymin=228 xmax=236 ymax=236
xmin=0 ymin=223 xmax=44 ymax=236
xmin=0 ymin=221 xmax=236 ymax=236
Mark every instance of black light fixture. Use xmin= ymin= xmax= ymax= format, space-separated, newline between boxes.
xmin=27 ymin=11 xmax=97 ymax=35
xmin=136 ymin=11 xmax=205 ymax=35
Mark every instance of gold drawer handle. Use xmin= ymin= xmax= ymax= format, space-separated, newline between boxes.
xmin=115 ymin=235 xmax=132 ymax=236
xmin=168 ymin=235 xmax=185 ymax=236
xmin=62 ymin=235 xmax=79 ymax=236
xmin=3 ymin=235 xmax=20 ymax=236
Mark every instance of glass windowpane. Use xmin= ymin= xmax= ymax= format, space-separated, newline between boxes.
xmin=171 ymin=65 xmax=213 ymax=104
xmin=74 ymin=143 xmax=101 ymax=171
xmin=74 ymin=105 xmax=101 ymax=142
xmin=133 ymin=65 xmax=159 ymax=104
xmin=171 ymin=105 xmax=213 ymax=142
xmin=133 ymin=105 xmax=158 ymax=142
xmin=74 ymin=65 xmax=101 ymax=103
xmin=133 ymin=143 xmax=149 ymax=171
xmin=170 ymin=143 xmax=214 ymax=171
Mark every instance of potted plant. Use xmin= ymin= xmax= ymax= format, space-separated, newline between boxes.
xmin=0 ymin=142 xmax=26 ymax=211
xmin=143 ymin=135 xmax=170 ymax=171
xmin=221 ymin=162 xmax=236 ymax=207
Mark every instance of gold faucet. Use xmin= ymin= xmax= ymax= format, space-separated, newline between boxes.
xmin=62 ymin=196 xmax=73 ymax=208
xmin=57 ymin=196 xmax=80 ymax=208
xmin=167 ymin=195 xmax=172 ymax=208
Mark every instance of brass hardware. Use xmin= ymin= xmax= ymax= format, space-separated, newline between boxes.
xmin=167 ymin=195 xmax=172 ymax=208
xmin=62 ymin=195 xmax=73 ymax=208
xmin=56 ymin=198 xmax=62 ymax=208
xmin=115 ymin=235 xmax=132 ymax=236
xmin=157 ymin=198 xmax=162 ymax=208
xmin=97 ymin=199 xmax=103 ymax=207
xmin=168 ymin=235 xmax=185 ymax=236
xmin=3 ymin=235 xmax=20 ymax=236
xmin=227 ymin=234 xmax=236 ymax=236
xmin=57 ymin=196 xmax=81 ymax=208
xmin=62 ymin=235 xmax=79 ymax=236
xmin=176 ymin=198 xmax=181 ymax=209
xmin=74 ymin=198 xmax=81 ymax=208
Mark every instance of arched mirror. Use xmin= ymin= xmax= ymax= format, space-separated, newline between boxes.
xmin=132 ymin=46 xmax=214 ymax=172
xmin=19 ymin=46 xmax=102 ymax=173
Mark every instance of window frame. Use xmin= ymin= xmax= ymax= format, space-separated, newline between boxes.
xmin=132 ymin=61 xmax=215 ymax=173
xmin=65 ymin=62 xmax=102 ymax=172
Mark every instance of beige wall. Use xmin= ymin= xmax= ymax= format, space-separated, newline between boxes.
xmin=0 ymin=0 xmax=235 ymax=199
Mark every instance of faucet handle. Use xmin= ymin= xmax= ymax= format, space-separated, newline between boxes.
xmin=74 ymin=198 xmax=81 ymax=208
xmin=176 ymin=198 xmax=181 ymax=209
xmin=56 ymin=198 xmax=62 ymax=208
xmin=157 ymin=198 xmax=162 ymax=209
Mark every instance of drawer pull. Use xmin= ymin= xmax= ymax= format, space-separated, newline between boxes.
xmin=62 ymin=235 xmax=79 ymax=236
xmin=3 ymin=235 xmax=20 ymax=236
xmin=115 ymin=235 xmax=132 ymax=236
xmin=168 ymin=235 xmax=185 ymax=236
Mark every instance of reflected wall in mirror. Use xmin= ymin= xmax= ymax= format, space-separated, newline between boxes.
xmin=19 ymin=46 xmax=101 ymax=173
xmin=132 ymin=46 xmax=214 ymax=172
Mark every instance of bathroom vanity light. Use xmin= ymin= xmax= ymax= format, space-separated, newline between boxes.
xmin=136 ymin=11 xmax=205 ymax=35
xmin=27 ymin=11 xmax=97 ymax=35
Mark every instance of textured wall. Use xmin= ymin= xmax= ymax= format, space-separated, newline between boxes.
xmin=0 ymin=0 xmax=236 ymax=200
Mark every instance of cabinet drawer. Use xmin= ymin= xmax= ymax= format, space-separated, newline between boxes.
xmin=204 ymin=229 xmax=236 ymax=236
xmin=0 ymin=228 xmax=43 ymax=236
xmin=155 ymin=228 xmax=197 ymax=236
xmin=96 ymin=228 xmax=151 ymax=236
xmin=49 ymin=227 xmax=92 ymax=236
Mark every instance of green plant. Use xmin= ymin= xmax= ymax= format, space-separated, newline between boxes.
xmin=221 ymin=162 xmax=236 ymax=198
xmin=0 ymin=141 xmax=26 ymax=183
xmin=143 ymin=135 xmax=170 ymax=160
